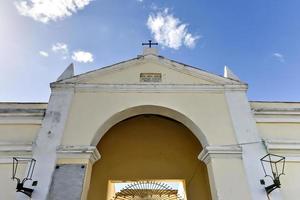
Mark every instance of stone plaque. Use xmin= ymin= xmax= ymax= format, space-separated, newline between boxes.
xmin=140 ymin=73 xmax=162 ymax=82
xmin=48 ymin=164 xmax=86 ymax=200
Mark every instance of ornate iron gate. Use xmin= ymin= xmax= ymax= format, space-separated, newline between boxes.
xmin=112 ymin=181 xmax=184 ymax=200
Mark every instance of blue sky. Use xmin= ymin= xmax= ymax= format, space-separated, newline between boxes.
xmin=1 ymin=0 xmax=300 ymax=102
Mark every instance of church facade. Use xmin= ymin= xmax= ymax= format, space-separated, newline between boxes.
xmin=0 ymin=47 xmax=299 ymax=200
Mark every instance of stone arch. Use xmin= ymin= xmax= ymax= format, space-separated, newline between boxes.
xmin=87 ymin=114 xmax=212 ymax=200
xmin=91 ymin=105 xmax=209 ymax=147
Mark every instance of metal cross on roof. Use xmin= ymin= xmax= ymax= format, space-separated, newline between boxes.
xmin=142 ymin=40 xmax=158 ymax=48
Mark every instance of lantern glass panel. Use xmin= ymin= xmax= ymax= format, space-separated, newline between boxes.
xmin=12 ymin=157 xmax=36 ymax=181
xmin=261 ymin=154 xmax=285 ymax=180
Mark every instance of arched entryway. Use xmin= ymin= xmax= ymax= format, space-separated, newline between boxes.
xmin=87 ymin=114 xmax=212 ymax=200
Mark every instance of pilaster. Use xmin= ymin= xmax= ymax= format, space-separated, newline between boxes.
xmin=199 ymin=145 xmax=251 ymax=200
xmin=225 ymin=90 xmax=283 ymax=200
xmin=17 ymin=88 xmax=74 ymax=200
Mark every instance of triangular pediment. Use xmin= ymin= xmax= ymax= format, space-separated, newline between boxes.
xmin=57 ymin=55 xmax=243 ymax=85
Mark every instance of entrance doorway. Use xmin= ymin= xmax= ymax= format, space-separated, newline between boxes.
xmin=87 ymin=115 xmax=212 ymax=200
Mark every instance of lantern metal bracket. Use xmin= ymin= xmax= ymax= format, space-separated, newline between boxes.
xmin=12 ymin=157 xmax=38 ymax=198
xmin=260 ymin=153 xmax=285 ymax=195
xmin=264 ymin=176 xmax=281 ymax=195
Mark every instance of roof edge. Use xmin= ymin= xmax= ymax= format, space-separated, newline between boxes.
xmin=53 ymin=54 xmax=246 ymax=85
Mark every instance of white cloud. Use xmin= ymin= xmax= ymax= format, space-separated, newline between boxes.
xmin=273 ymin=53 xmax=285 ymax=63
xmin=72 ymin=50 xmax=94 ymax=63
xmin=147 ymin=9 xmax=200 ymax=49
xmin=184 ymin=33 xmax=200 ymax=48
xmin=52 ymin=42 xmax=68 ymax=54
xmin=39 ymin=51 xmax=48 ymax=57
xmin=14 ymin=0 xmax=92 ymax=23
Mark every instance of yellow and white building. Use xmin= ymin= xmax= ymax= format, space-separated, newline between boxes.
xmin=1 ymin=47 xmax=299 ymax=200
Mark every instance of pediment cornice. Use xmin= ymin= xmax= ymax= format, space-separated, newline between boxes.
xmin=54 ymin=54 xmax=246 ymax=87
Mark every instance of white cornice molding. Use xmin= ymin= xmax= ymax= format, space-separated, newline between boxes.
xmin=51 ymin=83 xmax=247 ymax=93
xmin=253 ymin=108 xmax=300 ymax=123
xmin=0 ymin=142 xmax=33 ymax=163
xmin=0 ymin=109 xmax=45 ymax=124
xmin=265 ymin=140 xmax=300 ymax=162
xmin=0 ymin=144 xmax=101 ymax=164
xmin=55 ymin=55 xmax=243 ymax=85
xmin=0 ymin=142 xmax=32 ymax=152
xmin=254 ymin=110 xmax=300 ymax=115
xmin=198 ymin=145 xmax=242 ymax=164
xmin=151 ymin=56 xmax=241 ymax=85
xmin=265 ymin=140 xmax=300 ymax=151
xmin=0 ymin=117 xmax=43 ymax=124
xmin=56 ymin=57 xmax=141 ymax=84
xmin=255 ymin=117 xmax=300 ymax=123
xmin=56 ymin=145 xmax=101 ymax=164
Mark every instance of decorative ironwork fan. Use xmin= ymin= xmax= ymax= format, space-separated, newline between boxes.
xmin=112 ymin=181 xmax=184 ymax=200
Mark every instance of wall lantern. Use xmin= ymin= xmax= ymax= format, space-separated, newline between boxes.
xmin=260 ymin=153 xmax=285 ymax=195
xmin=12 ymin=157 xmax=38 ymax=198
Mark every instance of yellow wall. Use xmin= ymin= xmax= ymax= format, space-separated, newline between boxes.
xmin=257 ymin=122 xmax=300 ymax=141
xmin=0 ymin=164 xmax=26 ymax=200
xmin=256 ymin=122 xmax=300 ymax=199
xmin=62 ymin=92 xmax=237 ymax=147
xmin=87 ymin=115 xmax=212 ymax=200
xmin=207 ymin=158 xmax=252 ymax=200
xmin=280 ymin=161 xmax=300 ymax=199
xmin=82 ymin=61 xmax=213 ymax=85
xmin=0 ymin=124 xmax=40 ymax=143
